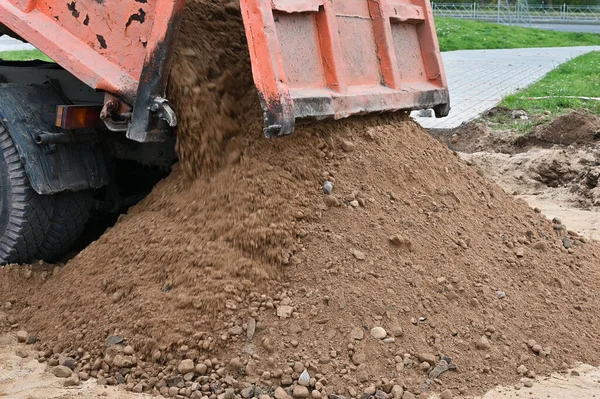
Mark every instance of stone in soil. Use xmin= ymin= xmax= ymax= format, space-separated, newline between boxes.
xmin=370 ymin=326 xmax=387 ymax=339
xmin=52 ymin=365 xmax=73 ymax=378
xmin=178 ymin=359 xmax=195 ymax=374
xmin=293 ymin=385 xmax=310 ymax=398
xmin=349 ymin=326 xmax=364 ymax=340
xmin=441 ymin=389 xmax=453 ymax=399
xmin=16 ymin=330 xmax=28 ymax=343
xmin=476 ymin=336 xmax=491 ymax=350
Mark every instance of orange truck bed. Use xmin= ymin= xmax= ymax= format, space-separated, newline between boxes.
xmin=0 ymin=0 xmax=449 ymax=141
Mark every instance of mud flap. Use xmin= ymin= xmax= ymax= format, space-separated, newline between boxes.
xmin=0 ymin=82 xmax=109 ymax=195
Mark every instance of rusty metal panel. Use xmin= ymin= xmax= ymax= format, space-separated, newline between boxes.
xmin=240 ymin=0 xmax=450 ymax=137
xmin=0 ymin=0 xmax=183 ymax=103
xmin=0 ymin=0 xmax=184 ymax=141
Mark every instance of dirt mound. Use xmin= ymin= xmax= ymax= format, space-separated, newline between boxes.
xmin=2 ymin=2 xmax=600 ymax=399
xmin=430 ymin=122 xmax=520 ymax=154
xmin=529 ymin=110 xmax=600 ymax=147
xmin=4 ymin=111 xmax=600 ymax=397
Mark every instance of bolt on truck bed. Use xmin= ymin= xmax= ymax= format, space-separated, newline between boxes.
xmin=0 ymin=0 xmax=449 ymax=141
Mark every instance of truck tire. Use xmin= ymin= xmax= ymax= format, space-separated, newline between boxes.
xmin=35 ymin=191 xmax=92 ymax=262
xmin=0 ymin=124 xmax=53 ymax=264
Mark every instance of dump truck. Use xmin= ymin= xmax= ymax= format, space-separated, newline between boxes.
xmin=0 ymin=0 xmax=450 ymax=264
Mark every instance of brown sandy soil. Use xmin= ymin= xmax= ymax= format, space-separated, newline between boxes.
xmin=3 ymin=329 xmax=599 ymax=399
xmin=0 ymin=334 xmax=150 ymax=398
xmin=2 ymin=1 xmax=600 ymax=399
xmin=436 ymin=110 xmax=600 ymax=240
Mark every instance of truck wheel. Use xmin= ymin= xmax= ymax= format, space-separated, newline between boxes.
xmin=35 ymin=191 xmax=92 ymax=262
xmin=0 ymin=124 xmax=53 ymax=264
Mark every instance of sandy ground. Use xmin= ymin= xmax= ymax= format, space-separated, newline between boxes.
xmin=3 ymin=113 xmax=600 ymax=398
xmin=3 ymin=334 xmax=600 ymax=399
xmin=0 ymin=337 xmax=151 ymax=398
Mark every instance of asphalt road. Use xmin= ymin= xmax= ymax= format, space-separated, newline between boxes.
xmin=513 ymin=23 xmax=600 ymax=33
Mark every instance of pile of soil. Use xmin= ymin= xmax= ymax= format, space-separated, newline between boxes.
xmin=440 ymin=111 xmax=600 ymax=210
xmin=435 ymin=110 xmax=600 ymax=155
xmin=529 ymin=110 xmax=600 ymax=147
xmin=2 ymin=3 xmax=600 ymax=399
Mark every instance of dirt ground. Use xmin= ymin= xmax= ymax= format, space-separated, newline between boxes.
xmin=4 ymin=109 xmax=600 ymax=399
xmin=433 ymin=110 xmax=600 ymax=240
xmin=4 ymin=334 xmax=600 ymax=399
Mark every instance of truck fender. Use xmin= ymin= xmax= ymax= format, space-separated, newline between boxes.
xmin=0 ymin=82 xmax=109 ymax=195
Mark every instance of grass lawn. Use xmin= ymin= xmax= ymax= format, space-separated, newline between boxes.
xmin=435 ymin=17 xmax=600 ymax=52
xmin=0 ymin=49 xmax=52 ymax=62
xmin=483 ymin=51 xmax=600 ymax=131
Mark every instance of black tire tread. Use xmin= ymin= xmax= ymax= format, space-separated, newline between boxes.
xmin=0 ymin=125 xmax=53 ymax=264
xmin=35 ymin=191 xmax=92 ymax=262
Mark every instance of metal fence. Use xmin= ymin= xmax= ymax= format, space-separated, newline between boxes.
xmin=431 ymin=3 xmax=600 ymax=24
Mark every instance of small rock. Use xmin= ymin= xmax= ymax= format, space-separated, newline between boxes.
xmin=247 ymin=317 xmax=256 ymax=341
xmin=16 ymin=330 xmax=28 ymax=343
xmin=311 ymin=390 xmax=321 ymax=399
xmin=275 ymin=387 xmax=292 ymax=399
xmin=531 ymin=344 xmax=542 ymax=354
xmin=178 ymin=359 xmax=195 ymax=374
xmin=515 ymin=248 xmax=524 ymax=257
xmin=402 ymin=392 xmax=416 ymax=399
xmin=552 ymin=217 xmax=562 ymax=225
xmin=364 ymin=385 xmax=376 ymax=395
xmin=324 ymin=195 xmax=340 ymax=207
xmin=496 ymin=291 xmax=506 ymax=299
xmin=105 ymin=335 xmax=124 ymax=347
xmin=195 ymin=363 xmax=208 ymax=375
xmin=375 ymin=390 xmax=388 ymax=399
xmin=349 ymin=327 xmax=364 ymax=340
xmin=419 ymin=361 xmax=430 ymax=371
xmin=429 ymin=362 xmax=449 ymax=379
xmin=341 ymin=140 xmax=355 ymax=153
xmin=122 ymin=345 xmax=134 ymax=356
xmin=63 ymin=374 xmax=80 ymax=387
xmin=511 ymin=110 xmax=527 ymax=119
xmin=419 ymin=353 xmax=437 ymax=366
xmin=15 ymin=348 xmax=28 ymax=358
xmin=522 ymin=378 xmax=534 ymax=388
xmin=352 ymin=352 xmax=366 ymax=365
xmin=370 ymin=327 xmax=387 ymax=339
xmin=323 ymin=181 xmax=334 ymax=195
xmin=293 ymin=385 xmax=310 ymax=399
xmin=352 ymin=249 xmax=366 ymax=260
xmin=517 ymin=365 xmax=528 ymax=375
xmin=277 ymin=305 xmax=294 ymax=319
xmin=112 ymin=354 xmax=134 ymax=368
xmin=533 ymin=241 xmax=546 ymax=251
xmin=562 ymin=237 xmax=572 ymax=249
xmin=52 ymin=365 xmax=73 ymax=378
xmin=571 ymin=370 xmax=580 ymax=377
xmin=298 ymin=370 xmax=310 ymax=386
xmin=389 ymin=325 xmax=403 ymax=337
xmin=390 ymin=385 xmax=403 ymax=399
xmin=476 ymin=336 xmax=491 ymax=350
xmin=349 ymin=200 xmax=359 ymax=208
xmin=440 ymin=389 xmax=453 ymax=399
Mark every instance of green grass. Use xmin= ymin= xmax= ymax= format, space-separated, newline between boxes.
xmin=0 ymin=49 xmax=52 ymax=62
xmin=483 ymin=51 xmax=600 ymax=132
xmin=435 ymin=17 xmax=600 ymax=51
